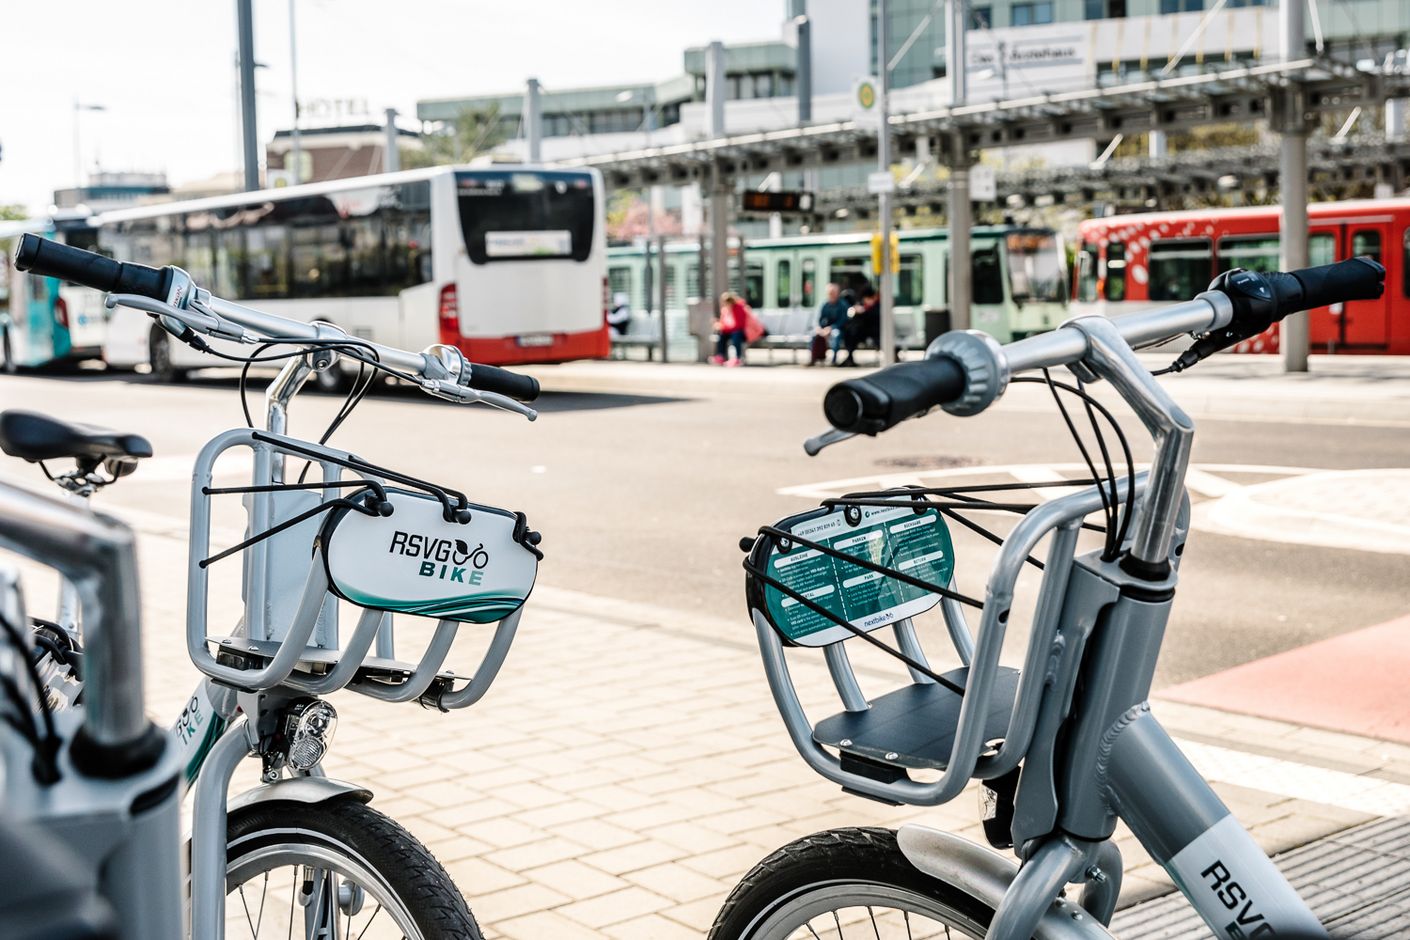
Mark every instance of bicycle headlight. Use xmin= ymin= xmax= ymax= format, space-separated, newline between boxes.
xmin=286 ymin=700 xmax=338 ymax=772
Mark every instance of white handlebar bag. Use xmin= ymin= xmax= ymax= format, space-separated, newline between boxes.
xmin=320 ymin=487 xmax=539 ymax=624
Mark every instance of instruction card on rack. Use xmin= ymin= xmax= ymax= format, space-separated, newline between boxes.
xmin=764 ymin=504 xmax=954 ymax=646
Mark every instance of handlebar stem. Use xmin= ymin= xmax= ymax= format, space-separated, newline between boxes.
xmin=1063 ymin=316 xmax=1194 ymax=568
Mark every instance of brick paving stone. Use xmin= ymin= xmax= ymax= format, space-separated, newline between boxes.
xmin=520 ymin=860 xmax=630 ymax=901
xmin=443 ymin=857 xmax=527 ymax=895
xmin=558 ymin=887 xmax=675 ymax=929
xmin=487 ymin=837 xmax=595 ymax=872
xmin=496 ymin=910 xmax=607 ymax=940
xmin=602 ymin=913 xmax=703 ymax=940
xmin=625 ymin=862 xmax=728 ymax=903
xmin=555 ymin=818 xmax=646 ymax=851
xmin=469 ymin=882 xmax=574 ymax=924
xmin=582 ymin=840 xmax=689 ymax=876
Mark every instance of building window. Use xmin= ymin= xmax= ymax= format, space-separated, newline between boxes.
xmin=1160 ymin=0 xmax=1205 ymax=12
xmin=970 ymin=6 xmax=992 ymax=29
xmin=1085 ymin=0 xmax=1126 ymax=18
xmin=1011 ymin=2 xmax=1054 ymax=26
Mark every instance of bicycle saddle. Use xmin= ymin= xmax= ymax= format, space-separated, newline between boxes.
xmin=0 ymin=410 xmax=153 ymax=465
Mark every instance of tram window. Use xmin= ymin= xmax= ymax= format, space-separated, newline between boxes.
xmin=1104 ymin=242 xmax=1127 ymax=301
xmin=744 ymin=262 xmax=765 ymax=308
xmin=896 ymin=254 xmax=924 ymax=306
xmin=1148 ymin=238 xmax=1211 ymax=301
xmin=829 ymin=256 xmax=873 ymax=297
xmin=972 ymin=245 xmax=1004 ymax=305
xmin=1351 ymin=230 xmax=1382 ymax=265
xmin=1077 ymin=242 xmax=1098 ymax=302
xmin=1310 ymin=233 xmax=1335 ymax=267
xmin=776 ymin=258 xmax=792 ymax=308
xmin=1217 ymin=235 xmax=1280 ymax=274
xmin=801 ymin=258 xmax=816 ymax=307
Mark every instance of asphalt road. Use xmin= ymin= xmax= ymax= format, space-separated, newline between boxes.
xmin=2 ymin=360 xmax=1407 ymax=688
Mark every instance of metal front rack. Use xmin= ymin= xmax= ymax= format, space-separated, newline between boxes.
xmin=185 ymin=427 xmax=522 ymax=711
xmin=746 ymin=472 xmax=1192 ymax=808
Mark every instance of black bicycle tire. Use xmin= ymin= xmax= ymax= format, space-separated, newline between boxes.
xmin=226 ymin=798 xmax=482 ymax=940
xmin=708 ymin=827 xmax=1014 ymax=940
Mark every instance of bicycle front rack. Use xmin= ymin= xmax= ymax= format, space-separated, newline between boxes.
xmin=744 ymin=472 xmax=1187 ymax=809
xmin=186 ymin=428 xmax=540 ymax=711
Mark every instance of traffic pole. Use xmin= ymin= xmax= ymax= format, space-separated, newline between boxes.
xmin=877 ymin=0 xmax=896 ymax=366
xmin=1278 ymin=0 xmax=1309 ymax=372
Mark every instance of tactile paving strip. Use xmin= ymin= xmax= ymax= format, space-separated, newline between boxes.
xmin=1111 ymin=815 xmax=1410 ymax=939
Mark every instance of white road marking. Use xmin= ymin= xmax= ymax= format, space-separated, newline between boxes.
xmin=1177 ymin=738 xmax=1410 ymax=818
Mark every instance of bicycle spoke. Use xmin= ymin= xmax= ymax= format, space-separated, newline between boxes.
xmin=904 ymin=910 xmax=913 ymax=940
xmin=288 ymin=871 xmax=297 ymax=940
xmin=352 ymin=901 xmax=384 ymax=940
xmin=832 ymin=909 xmax=844 ymax=938
xmin=867 ymin=906 xmax=881 ymax=940
xmin=805 ymin=922 xmax=824 ymax=940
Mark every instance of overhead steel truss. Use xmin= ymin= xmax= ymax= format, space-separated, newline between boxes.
xmin=558 ymin=57 xmax=1410 ymax=192
xmin=816 ymin=135 xmax=1410 ymax=219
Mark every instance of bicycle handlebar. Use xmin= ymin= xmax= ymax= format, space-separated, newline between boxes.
xmin=821 ymin=258 xmax=1387 ymax=437
xmin=14 ymin=233 xmax=177 ymax=303
xmin=13 ymin=234 xmax=541 ymax=408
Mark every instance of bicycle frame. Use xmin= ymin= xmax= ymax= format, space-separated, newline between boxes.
xmin=753 ymin=308 xmax=1328 ymax=939
xmin=28 ymin=354 xmax=524 ymax=940
xmin=0 ymin=481 xmax=183 ymax=940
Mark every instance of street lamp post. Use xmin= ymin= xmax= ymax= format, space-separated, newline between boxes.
xmin=72 ymin=101 xmax=107 ymax=189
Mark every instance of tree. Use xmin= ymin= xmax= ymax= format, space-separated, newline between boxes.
xmin=0 ymin=205 xmax=27 ymax=222
xmin=401 ymin=106 xmax=508 ymax=168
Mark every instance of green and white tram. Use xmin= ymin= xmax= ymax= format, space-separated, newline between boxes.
xmin=606 ymin=226 xmax=1068 ymax=348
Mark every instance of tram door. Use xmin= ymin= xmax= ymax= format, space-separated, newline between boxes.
xmin=1308 ymin=220 xmax=1392 ymax=351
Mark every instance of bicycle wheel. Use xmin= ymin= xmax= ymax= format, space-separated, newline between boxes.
xmin=225 ymin=799 xmax=481 ymax=940
xmin=709 ymin=827 xmax=1014 ymax=940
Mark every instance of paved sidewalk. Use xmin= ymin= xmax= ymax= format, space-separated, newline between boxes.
xmin=7 ymin=490 xmax=1408 ymax=939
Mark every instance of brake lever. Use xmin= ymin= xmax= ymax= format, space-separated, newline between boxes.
xmin=422 ymin=381 xmax=538 ymax=421
xmin=804 ymin=428 xmax=856 ymax=456
xmin=106 ymin=293 xmax=250 ymax=343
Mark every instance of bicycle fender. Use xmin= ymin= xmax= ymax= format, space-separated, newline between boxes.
xmin=228 ymin=776 xmax=373 ymax=816
xmin=896 ymin=825 xmax=1116 ymax=940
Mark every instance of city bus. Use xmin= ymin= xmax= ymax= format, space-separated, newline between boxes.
xmin=1075 ymin=199 xmax=1410 ymax=355
xmin=606 ymin=226 xmax=1069 ymax=349
xmin=1 ymin=213 xmax=108 ymax=371
xmin=96 ymin=165 xmax=609 ymax=386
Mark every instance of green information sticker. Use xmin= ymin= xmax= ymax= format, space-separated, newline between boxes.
xmin=762 ymin=504 xmax=955 ymax=647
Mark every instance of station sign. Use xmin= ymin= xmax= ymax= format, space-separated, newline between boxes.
xmin=741 ymin=191 xmax=816 ymax=214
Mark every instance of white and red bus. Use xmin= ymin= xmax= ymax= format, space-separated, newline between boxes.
xmin=98 ymin=165 xmax=609 ymax=386
xmin=1074 ymin=199 xmax=1410 ymax=355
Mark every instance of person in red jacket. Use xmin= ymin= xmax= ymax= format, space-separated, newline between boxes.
xmin=711 ymin=292 xmax=761 ymax=367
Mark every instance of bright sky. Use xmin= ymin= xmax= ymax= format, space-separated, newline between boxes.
xmin=0 ymin=0 xmax=783 ymax=213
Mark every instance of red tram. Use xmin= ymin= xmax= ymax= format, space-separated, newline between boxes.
xmin=1075 ymin=200 xmax=1410 ymax=354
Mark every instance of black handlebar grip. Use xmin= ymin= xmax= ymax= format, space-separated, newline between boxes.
xmin=14 ymin=234 xmax=173 ymax=301
xmin=467 ymin=363 xmax=540 ymax=403
xmin=823 ymin=357 xmax=967 ymax=435
xmin=1264 ymin=256 xmax=1385 ymax=319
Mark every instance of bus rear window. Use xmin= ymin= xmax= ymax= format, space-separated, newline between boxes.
xmin=457 ymin=171 xmax=595 ymax=264
xmin=1148 ymin=238 xmax=1211 ymax=301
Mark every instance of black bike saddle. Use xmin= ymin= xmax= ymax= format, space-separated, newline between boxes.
xmin=0 ymin=410 xmax=153 ymax=465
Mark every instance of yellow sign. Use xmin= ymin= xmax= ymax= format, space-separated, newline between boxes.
xmin=856 ymin=81 xmax=876 ymax=110
xmin=870 ymin=232 xmax=901 ymax=275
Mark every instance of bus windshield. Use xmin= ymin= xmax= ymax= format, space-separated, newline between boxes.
xmin=1006 ymin=231 xmax=1066 ymax=304
xmin=456 ymin=170 xmax=596 ymax=264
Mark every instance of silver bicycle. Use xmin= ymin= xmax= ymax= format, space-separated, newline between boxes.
xmin=712 ymin=257 xmax=1386 ymax=940
xmin=2 ymin=234 xmax=545 ymax=939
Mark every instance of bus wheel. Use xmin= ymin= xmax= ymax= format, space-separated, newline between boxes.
xmin=148 ymin=329 xmax=186 ymax=383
